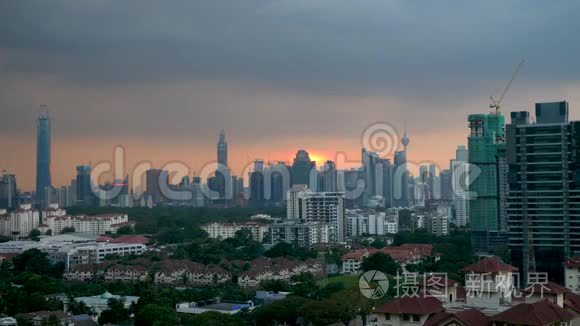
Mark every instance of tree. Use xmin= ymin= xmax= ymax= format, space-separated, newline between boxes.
xmin=260 ymin=279 xmax=290 ymax=292
xmin=189 ymin=311 xmax=244 ymax=326
xmin=29 ymin=229 xmax=41 ymax=241
xmin=45 ymin=229 xmax=52 ymax=236
xmin=61 ymin=227 xmax=75 ymax=234
xmin=135 ymin=304 xmax=177 ymax=326
xmin=116 ymin=225 xmax=133 ymax=235
xmin=360 ymin=252 xmax=401 ymax=275
xmin=68 ymin=299 xmax=94 ymax=316
xmin=253 ymin=295 xmax=309 ymax=325
xmin=98 ymin=298 xmax=131 ymax=325
xmin=370 ymin=239 xmax=387 ymax=249
xmin=12 ymin=249 xmax=51 ymax=275
xmin=300 ymin=300 xmax=341 ymax=326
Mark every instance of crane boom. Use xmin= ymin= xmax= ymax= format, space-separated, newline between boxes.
xmin=490 ymin=59 xmax=525 ymax=113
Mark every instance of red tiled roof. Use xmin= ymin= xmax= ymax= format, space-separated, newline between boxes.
xmin=452 ymin=309 xmax=490 ymax=326
xmin=398 ymin=243 xmax=434 ymax=256
xmin=492 ymin=300 xmax=575 ymax=325
xmin=461 ymin=257 xmax=518 ymax=273
xmin=564 ymin=256 xmax=580 ymax=268
xmin=564 ymin=292 xmax=580 ymax=313
xmin=425 ymin=310 xmax=490 ymax=326
xmin=341 ymin=245 xmax=429 ymax=264
xmin=522 ymin=281 xmax=570 ymax=295
xmin=374 ymin=296 xmax=444 ymax=315
xmin=96 ymin=236 xmax=116 ymax=242
xmin=114 ymin=235 xmax=150 ymax=244
xmin=0 ymin=253 xmax=17 ymax=262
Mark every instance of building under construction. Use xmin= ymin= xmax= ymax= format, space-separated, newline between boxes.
xmin=468 ymin=112 xmax=509 ymax=255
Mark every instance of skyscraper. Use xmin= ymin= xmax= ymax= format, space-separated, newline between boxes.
xmin=217 ymin=129 xmax=228 ymax=167
xmin=362 ymin=148 xmax=379 ymax=205
xmin=249 ymin=160 xmax=265 ymax=208
xmin=36 ymin=105 xmax=52 ymax=206
xmin=76 ymin=165 xmax=93 ymax=206
xmin=507 ymin=102 xmax=578 ymax=283
xmin=393 ymin=127 xmax=410 ymax=207
xmin=146 ymin=169 xmax=168 ymax=206
xmin=451 ymin=145 xmax=470 ymax=227
xmin=468 ymin=112 xmax=507 ymax=254
xmin=291 ymin=150 xmax=315 ymax=186
xmin=321 ymin=160 xmax=338 ymax=192
xmin=0 ymin=170 xmax=18 ymax=210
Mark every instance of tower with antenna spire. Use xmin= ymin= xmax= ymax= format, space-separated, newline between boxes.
xmin=401 ymin=122 xmax=410 ymax=152
xmin=217 ymin=129 xmax=228 ymax=168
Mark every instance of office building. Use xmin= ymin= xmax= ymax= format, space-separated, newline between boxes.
xmin=506 ymin=102 xmax=580 ymax=282
xmin=468 ymin=111 xmax=507 ymax=254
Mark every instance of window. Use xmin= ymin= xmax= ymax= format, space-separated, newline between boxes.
xmin=412 ymin=315 xmax=420 ymax=322
xmin=403 ymin=314 xmax=410 ymax=321
xmin=384 ymin=314 xmax=390 ymax=320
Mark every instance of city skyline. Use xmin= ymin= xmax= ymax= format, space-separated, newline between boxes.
xmin=2 ymin=1 xmax=580 ymax=190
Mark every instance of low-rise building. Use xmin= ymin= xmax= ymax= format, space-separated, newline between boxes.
xmin=371 ymin=296 xmax=445 ymax=326
xmin=202 ymin=221 xmax=270 ymax=242
xmin=176 ymin=298 xmax=255 ymax=315
xmin=341 ymin=244 xmax=438 ymax=274
xmin=44 ymin=213 xmax=133 ymax=236
xmin=154 ymin=259 xmax=230 ymax=286
xmin=491 ymin=300 xmax=576 ymax=326
xmin=75 ymin=292 xmax=139 ymax=317
xmin=238 ymin=257 xmax=324 ymax=288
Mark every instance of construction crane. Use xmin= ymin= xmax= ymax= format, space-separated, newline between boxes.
xmin=490 ymin=59 xmax=525 ymax=113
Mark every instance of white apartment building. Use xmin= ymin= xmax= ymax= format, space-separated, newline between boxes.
xmin=271 ymin=221 xmax=332 ymax=246
xmin=385 ymin=213 xmax=399 ymax=234
xmin=565 ymin=257 xmax=580 ymax=294
xmin=42 ymin=203 xmax=67 ymax=219
xmin=201 ymin=222 xmax=270 ymax=242
xmin=430 ymin=215 xmax=449 ymax=236
xmin=0 ymin=209 xmax=9 ymax=237
xmin=287 ymin=187 xmax=345 ymax=243
xmin=7 ymin=203 xmax=40 ymax=238
xmin=44 ymin=213 xmax=131 ymax=235
xmin=63 ymin=242 xmax=147 ymax=269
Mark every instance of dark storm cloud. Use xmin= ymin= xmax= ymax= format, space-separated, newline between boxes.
xmin=1 ymin=0 xmax=579 ymax=94
xmin=1 ymin=0 xmax=580 ymax=143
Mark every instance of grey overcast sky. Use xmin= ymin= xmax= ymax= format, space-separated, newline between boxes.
xmin=1 ymin=0 xmax=580 ymax=189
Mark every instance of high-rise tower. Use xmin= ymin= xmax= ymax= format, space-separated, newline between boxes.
xmin=217 ymin=129 xmax=228 ymax=167
xmin=36 ymin=105 xmax=52 ymax=206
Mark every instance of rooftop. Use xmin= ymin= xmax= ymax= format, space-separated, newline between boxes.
xmin=461 ymin=257 xmax=518 ymax=273
xmin=492 ymin=300 xmax=575 ymax=326
xmin=374 ymin=296 xmax=444 ymax=315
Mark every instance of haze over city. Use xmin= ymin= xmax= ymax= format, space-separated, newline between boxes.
xmin=2 ymin=1 xmax=580 ymax=189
